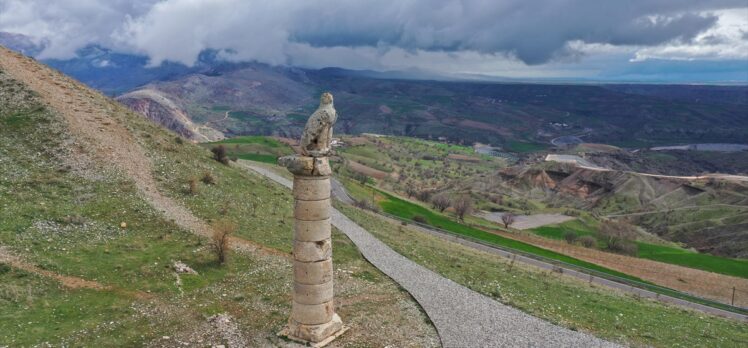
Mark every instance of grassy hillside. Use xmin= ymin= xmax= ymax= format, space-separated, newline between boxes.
xmin=0 ymin=53 xmax=437 ymax=347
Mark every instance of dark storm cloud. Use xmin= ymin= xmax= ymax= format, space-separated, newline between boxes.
xmin=0 ymin=0 xmax=745 ymax=67
xmin=290 ymin=0 xmax=738 ymax=64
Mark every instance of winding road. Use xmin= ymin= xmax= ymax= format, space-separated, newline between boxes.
xmin=239 ymin=161 xmax=619 ymax=347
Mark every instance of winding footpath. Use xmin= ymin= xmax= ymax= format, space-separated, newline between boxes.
xmin=240 ymin=161 xmax=619 ymax=348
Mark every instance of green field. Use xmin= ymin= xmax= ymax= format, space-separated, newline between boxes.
xmin=532 ymin=221 xmax=748 ymax=279
xmin=200 ymin=136 xmax=294 ymax=166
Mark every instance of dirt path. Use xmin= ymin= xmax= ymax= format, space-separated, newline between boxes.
xmin=0 ymin=48 xmax=220 ymax=240
xmin=0 ymin=48 xmax=279 ymax=260
xmin=0 ymin=246 xmax=106 ymax=290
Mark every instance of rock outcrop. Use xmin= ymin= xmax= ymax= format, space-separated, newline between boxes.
xmin=117 ymin=89 xmax=223 ymax=142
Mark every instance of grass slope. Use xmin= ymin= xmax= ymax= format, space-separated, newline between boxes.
xmin=0 ymin=66 xmax=437 ymax=346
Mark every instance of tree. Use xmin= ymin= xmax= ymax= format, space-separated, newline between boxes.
xmin=599 ymin=220 xmax=638 ymax=255
xmin=211 ymin=221 xmax=237 ymax=264
xmin=501 ymin=213 xmax=515 ymax=228
xmin=431 ymin=194 xmax=451 ymax=212
xmin=563 ymin=231 xmax=578 ymax=244
xmin=452 ymin=195 xmax=473 ymax=221
xmin=405 ymin=183 xmax=418 ymax=198
xmin=211 ymin=145 xmax=229 ymax=165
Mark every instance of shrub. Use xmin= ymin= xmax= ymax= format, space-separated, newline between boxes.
xmin=211 ymin=145 xmax=229 ymax=165
xmin=187 ymin=178 xmax=199 ymax=195
xmin=563 ymin=231 xmax=578 ymax=244
xmin=174 ymin=136 xmax=184 ymax=145
xmin=579 ymin=235 xmax=597 ymax=248
xmin=412 ymin=215 xmax=427 ymax=224
xmin=607 ymin=238 xmax=639 ymax=256
xmin=211 ymin=221 xmax=237 ymax=264
xmin=353 ymin=198 xmax=380 ymax=212
xmin=201 ymin=172 xmax=216 ymax=185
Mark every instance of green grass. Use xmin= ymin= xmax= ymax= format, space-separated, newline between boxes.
xmin=505 ymin=140 xmax=547 ymax=153
xmin=533 ymin=221 xmax=748 ymax=279
xmin=637 ymin=243 xmax=748 ymax=279
xmin=338 ymin=204 xmax=748 ymax=348
xmin=209 ymin=135 xmax=283 ymax=147
xmin=236 ymin=153 xmax=280 ymax=164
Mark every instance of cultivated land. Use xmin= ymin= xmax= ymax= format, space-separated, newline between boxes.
xmin=0 ymin=47 xmax=437 ymax=347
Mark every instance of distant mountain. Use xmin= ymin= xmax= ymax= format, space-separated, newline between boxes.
xmin=0 ymin=32 xmax=44 ymax=56
xmin=2 ymin=39 xmax=745 ymax=149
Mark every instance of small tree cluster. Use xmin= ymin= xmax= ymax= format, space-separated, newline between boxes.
xmin=431 ymin=194 xmax=451 ymax=212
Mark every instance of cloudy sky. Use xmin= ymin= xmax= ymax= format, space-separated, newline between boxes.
xmin=1 ymin=0 xmax=746 ymax=82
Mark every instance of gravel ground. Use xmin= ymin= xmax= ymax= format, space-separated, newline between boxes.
xmin=241 ymin=161 xmax=620 ymax=347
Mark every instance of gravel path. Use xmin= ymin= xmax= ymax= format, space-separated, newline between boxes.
xmin=240 ymin=161 xmax=620 ymax=347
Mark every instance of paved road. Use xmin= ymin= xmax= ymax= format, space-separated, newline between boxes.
xmin=239 ymin=161 xmax=620 ymax=347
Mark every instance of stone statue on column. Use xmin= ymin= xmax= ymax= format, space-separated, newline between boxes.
xmin=278 ymin=92 xmax=347 ymax=346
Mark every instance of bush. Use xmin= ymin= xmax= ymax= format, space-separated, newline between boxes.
xmin=563 ymin=231 xmax=578 ymax=244
xmin=353 ymin=198 xmax=380 ymax=212
xmin=579 ymin=235 xmax=597 ymax=248
xmin=201 ymin=172 xmax=216 ymax=185
xmin=211 ymin=221 xmax=237 ymax=264
xmin=608 ymin=239 xmax=639 ymax=256
xmin=211 ymin=145 xmax=229 ymax=165
xmin=187 ymin=178 xmax=199 ymax=195
xmin=412 ymin=215 xmax=427 ymax=224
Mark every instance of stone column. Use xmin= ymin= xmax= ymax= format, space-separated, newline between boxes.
xmin=279 ymin=155 xmax=346 ymax=346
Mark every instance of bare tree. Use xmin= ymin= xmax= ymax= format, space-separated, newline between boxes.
xmin=452 ymin=195 xmax=473 ymax=221
xmin=431 ymin=194 xmax=451 ymax=212
xmin=211 ymin=221 xmax=237 ymax=264
xmin=405 ymin=183 xmax=418 ymax=198
xmin=501 ymin=213 xmax=516 ymax=228
xmin=599 ymin=220 xmax=638 ymax=255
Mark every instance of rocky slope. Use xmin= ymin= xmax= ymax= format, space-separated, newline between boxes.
xmin=116 ymin=88 xmax=223 ymax=142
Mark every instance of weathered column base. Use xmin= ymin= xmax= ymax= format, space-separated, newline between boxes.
xmin=279 ymin=314 xmax=348 ymax=347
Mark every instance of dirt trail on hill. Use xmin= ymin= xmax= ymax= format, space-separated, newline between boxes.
xmin=0 ymin=246 xmax=106 ymax=290
xmin=0 ymin=48 xmax=274 ymax=257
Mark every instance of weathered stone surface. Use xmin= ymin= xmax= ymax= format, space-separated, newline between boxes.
xmin=284 ymin=314 xmax=345 ymax=344
xmin=294 ymin=239 xmax=332 ymax=262
xmin=278 ymin=155 xmax=332 ymax=177
xmin=291 ymin=300 xmax=335 ymax=325
xmin=293 ymin=281 xmax=334 ymax=305
xmin=293 ymin=259 xmax=333 ymax=285
xmin=293 ymin=177 xmax=330 ymax=201
xmin=295 ymin=218 xmax=331 ymax=242
xmin=295 ymin=199 xmax=330 ymax=221
xmin=300 ymin=93 xmax=337 ymax=158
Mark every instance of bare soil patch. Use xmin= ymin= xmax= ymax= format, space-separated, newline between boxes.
xmin=348 ymin=160 xmax=389 ymax=180
xmin=478 ymin=211 xmax=575 ymax=230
